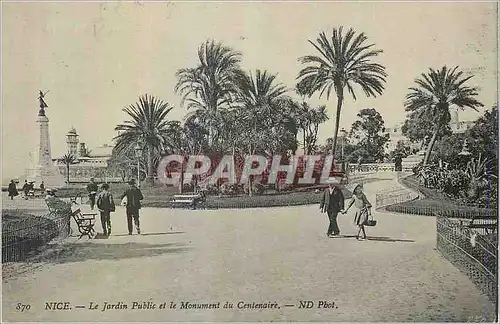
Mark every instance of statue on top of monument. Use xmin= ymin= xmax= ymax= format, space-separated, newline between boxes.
xmin=38 ymin=90 xmax=49 ymax=116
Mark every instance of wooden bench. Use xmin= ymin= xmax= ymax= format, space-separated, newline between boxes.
xmin=460 ymin=215 xmax=497 ymax=235
xmin=170 ymin=194 xmax=205 ymax=209
xmin=46 ymin=198 xmax=97 ymax=239
xmin=70 ymin=208 xmax=97 ymax=239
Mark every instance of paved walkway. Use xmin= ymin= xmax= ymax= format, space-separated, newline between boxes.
xmin=2 ymin=174 xmax=496 ymax=322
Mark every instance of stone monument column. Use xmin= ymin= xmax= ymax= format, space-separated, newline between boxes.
xmin=24 ymin=91 xmax=64 ymax=187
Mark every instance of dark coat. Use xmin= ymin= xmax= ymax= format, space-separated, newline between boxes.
xmin=8 ymin=182 xmax=18 ymax=197
xmin=319 ymin=187 xmax=345 ymax=213
xmin=121 ymin=186 xmax=144 ymax=210
xmin=97 ymin=190 xmax=115 ymax=212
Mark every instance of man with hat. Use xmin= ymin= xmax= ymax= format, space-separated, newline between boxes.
xmin=120 ymin=179 xmax=144 ymax=235
xmin=87 ymin=177 xmax=99 ymax=210
xmin=319 ymin=177 xmax=345 ymax=237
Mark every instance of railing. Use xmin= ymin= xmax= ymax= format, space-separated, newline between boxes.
xmin=436 ymin=215 xmax=498 ymax=302
xmin=2 ymin=208 xmax=71 ymax=265
xmin=348 ymin=163 xmax=417 ymax=174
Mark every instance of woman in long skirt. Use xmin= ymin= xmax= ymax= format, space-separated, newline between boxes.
xmin=343 ymin=183 xmax=372 ymax=240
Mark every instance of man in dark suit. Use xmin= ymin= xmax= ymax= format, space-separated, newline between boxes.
xmin=319 ymin=178 xmax=345 ymax=237
xmin=121 ymin=179 xmax=144 ymax=235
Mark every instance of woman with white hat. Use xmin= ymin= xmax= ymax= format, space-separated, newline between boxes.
xmin=343 ymin=183 xmax=372 ymax=240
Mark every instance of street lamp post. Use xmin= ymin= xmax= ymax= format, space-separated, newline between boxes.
xmin=134 ymin=142 xmax=143 ymax=187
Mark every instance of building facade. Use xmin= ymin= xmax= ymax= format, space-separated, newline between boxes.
xmin=53 ymin=128 xmax=122 ymax=183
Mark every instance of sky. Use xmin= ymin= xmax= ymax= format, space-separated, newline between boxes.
xmin=2 ymin=1 xmax=498 ymax=179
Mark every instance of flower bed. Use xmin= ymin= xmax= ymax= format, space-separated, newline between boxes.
xmin=385 ymin=175 xmax=497 ymax=218
xmin=144 ymin=188 xmax=353 ymax=209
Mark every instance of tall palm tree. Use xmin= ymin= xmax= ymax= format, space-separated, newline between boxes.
xmin=60 ymin=153 xmax=76 ymax=185
xmin=175 ymin=40 xmax=245 ymax=148
xmin=297 ymin=26 xmax=387 ymax=156
xmin=114 ymin=94 xmax=176 ymax=184
xmin=405 ymin=66 xmax=483 ymax=165
xmin=237 ymin=69 xmax=289 ymax=153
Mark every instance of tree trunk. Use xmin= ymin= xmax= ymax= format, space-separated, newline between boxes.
xmin=248 ymin=176 xmax=253 ymax=197
xmin=66 ymin=165 xmax=70 ymax=186
xmin=146 ymin=146 xmax=154 ymax=185
xmin=423 ymin=127 xmax=439 ymax=165
xmin=179 ymin=158 xmax=184 ymax=194
xmin=330 ymin=91 xmax=344 ymax=157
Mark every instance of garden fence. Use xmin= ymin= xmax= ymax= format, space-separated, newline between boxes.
xmin=436 ymin=215 xmax=497 ymax=302
xmin=2 ymin=208 xmax=72 ymax=265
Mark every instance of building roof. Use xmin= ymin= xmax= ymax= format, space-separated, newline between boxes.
xmin=88 ymin=144 xmax=113 ymax=157
xmin=67 ymin=127 xmax=78 ymax=135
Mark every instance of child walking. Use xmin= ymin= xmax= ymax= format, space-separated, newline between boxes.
xmin=343 ymin=183 xmax=372 ymax=240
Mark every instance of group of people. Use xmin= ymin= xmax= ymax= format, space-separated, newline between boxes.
xmin=86 ymin=178 xmax=144 ymax=236
xmin=7 ymin=179 xmax=46 ymax=200
xmin=319 ymin=179 xmax=373 ymax=240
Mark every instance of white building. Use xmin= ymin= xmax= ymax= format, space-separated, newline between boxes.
xmin=53 ymin=128 xmax=120 ymax=183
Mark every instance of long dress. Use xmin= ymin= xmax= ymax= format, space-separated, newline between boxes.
xmin=350 ymin=193 xmax=372 ymax=226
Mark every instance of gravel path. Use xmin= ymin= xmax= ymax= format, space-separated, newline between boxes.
xmin=2 ymin=176 xmax=496 ymax=322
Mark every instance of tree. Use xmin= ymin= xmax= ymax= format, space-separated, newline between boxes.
xmin=466 ymin=106 xmax=498 ymax=161
xmin=349 ymin=108 xmax=389 ymax=163
xmin=294 ymin=102 xmax=329 ymax=154
xmin=404 ymin=66 xmax=483 ymax=165
xmin=60 ymin=153 xmax=76 ymax=185
xmin=297 ymin=26 xmax=387 ymax=156
xmin=175 ymin=40 xmax=245 ymax=147
xmin=401 ymin=109 xmax=451 ymax=144
xmin=114 ymin=94 xmax=176 ymax=185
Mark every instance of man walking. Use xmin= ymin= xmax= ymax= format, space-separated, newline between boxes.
xmin=319 ymin=178 xmax=345 ymax=237
xmin=87 ymin=177 xmax=98 ymax=210
xmin=97 ymin=183 xmax=115 ymax=236
xmin=121 ymin=179 xmax=144 ymax=235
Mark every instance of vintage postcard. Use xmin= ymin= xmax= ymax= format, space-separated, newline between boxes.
xmin=1 ymin=1 xmax=498 ymax=322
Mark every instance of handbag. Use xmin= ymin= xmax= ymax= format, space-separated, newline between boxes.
xmin=365 ymin=208 xmax=377 ymax=226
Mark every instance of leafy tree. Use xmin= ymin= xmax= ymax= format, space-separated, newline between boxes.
xmin=389 ymin=140 xmax=413 ymax=160
xmin=404 ymin=66 xmax=483 ymax=165
xmin=401 ymin=109 xmax=451 ymax=144
xmin=175 ymin=40 xmax=245 ymax=147
xmin=114 ymin=94 xmax=176 ymax=184
xmin=297 ymin=26 xmax=387 ymax=156
xmin=349 ymin=108 xmax=389 ymax=163
xmin=466 ymin=106 xmax=498 ymax=161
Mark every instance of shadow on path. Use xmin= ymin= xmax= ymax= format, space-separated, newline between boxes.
xmin=30 ymin=242 xmax=190 ymax=264
xmin=366 ymin=236 xmax=415 ymax=243
xmin=329 ymin=235 xmax=414 ymax=243
xmin=112 ymin=232 xmax=185 ymax=237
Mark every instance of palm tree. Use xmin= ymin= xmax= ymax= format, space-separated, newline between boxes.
xmin=297 ymin=26 xmax=387 ymax=156
xmin=237 ymin=69 xmax=290 ymax=154
xmin=405 ymin=66 xmax=483 ymax=165
xmin=60 ymin=153 xmax=76 ymax=185
xmin=175 ymin=40 xmax=245 ymax=148
xmin=114 ymin=94 xmax=176 ymax=184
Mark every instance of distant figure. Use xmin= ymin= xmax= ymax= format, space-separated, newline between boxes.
xmin=319 ymin=178 xmax=345 ymax=237
xmin=356 ymin=156 xmax=363 ymax=172
xmin=8 ymin=180 xmax=19 ymax=200
xmin=87 ymin=177 xmax=98 ymax=210
xmin=394 ymin=155 xmax=403 ymax=172
xmin=343 ymin=183 xmax=372 ymax=240
xmin=121 ymin=179 xmax=144 ymax=235
xmin=22 ymin=180 xmax=30 ymax=200
xmin=97 ymin=183 xmax=115 ymax=236
xmin=40 ymin=181 xmax=45 ymax=194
